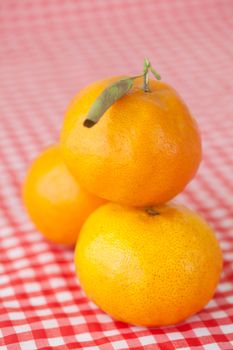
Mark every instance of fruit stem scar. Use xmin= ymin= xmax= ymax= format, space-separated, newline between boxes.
xmin=145 ymin=207 xmax=160 ymax=216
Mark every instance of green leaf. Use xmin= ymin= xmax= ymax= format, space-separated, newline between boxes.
xmin=83 ymin=77 xmax=134 ymax=128
xmin=150 ymin=67 xmax=161 ymax=80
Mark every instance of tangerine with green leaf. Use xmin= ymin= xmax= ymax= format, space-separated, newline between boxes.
xmin=60 ymin=59 xmax=202 ymax=206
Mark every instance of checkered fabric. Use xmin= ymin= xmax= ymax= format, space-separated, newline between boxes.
xmin=0 ymin=0 xmax=233 ymax=349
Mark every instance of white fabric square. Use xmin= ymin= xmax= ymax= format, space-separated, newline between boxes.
xmin=112 ymin=340 xmax=129 ymax=349
xmin=75 ymin=333 xmax=93 ymax=342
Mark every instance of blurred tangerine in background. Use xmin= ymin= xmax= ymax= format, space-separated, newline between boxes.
xmin=22 ymin=145 xmax=105 ymax=245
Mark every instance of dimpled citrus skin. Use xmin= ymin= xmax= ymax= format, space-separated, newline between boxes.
xmin=61 ymin=77 xmax=202 ymax=206
xmin=22 ymin=145 xmax=105 ymax=245
xmin=75 ymin=202 xmax=222 ymax=326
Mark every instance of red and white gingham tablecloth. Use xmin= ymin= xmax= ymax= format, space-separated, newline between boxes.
xmin=0 ymin=0 xmax=233 ymax=349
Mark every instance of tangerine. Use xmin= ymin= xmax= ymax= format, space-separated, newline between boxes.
xmin=22 ymin=145 xmax=105 ymax=245
xmin=61 ymin=67 xmax=201 ymax=206
xmin=75 ymin=202 xmax=222 ymax=326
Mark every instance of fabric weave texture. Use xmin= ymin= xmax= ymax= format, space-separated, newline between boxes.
xmin=0 ymin=0 xmax=233 ymax=349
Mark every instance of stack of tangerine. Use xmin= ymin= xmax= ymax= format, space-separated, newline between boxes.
xmin=23 ymin=59 xmax=222 ymax=326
